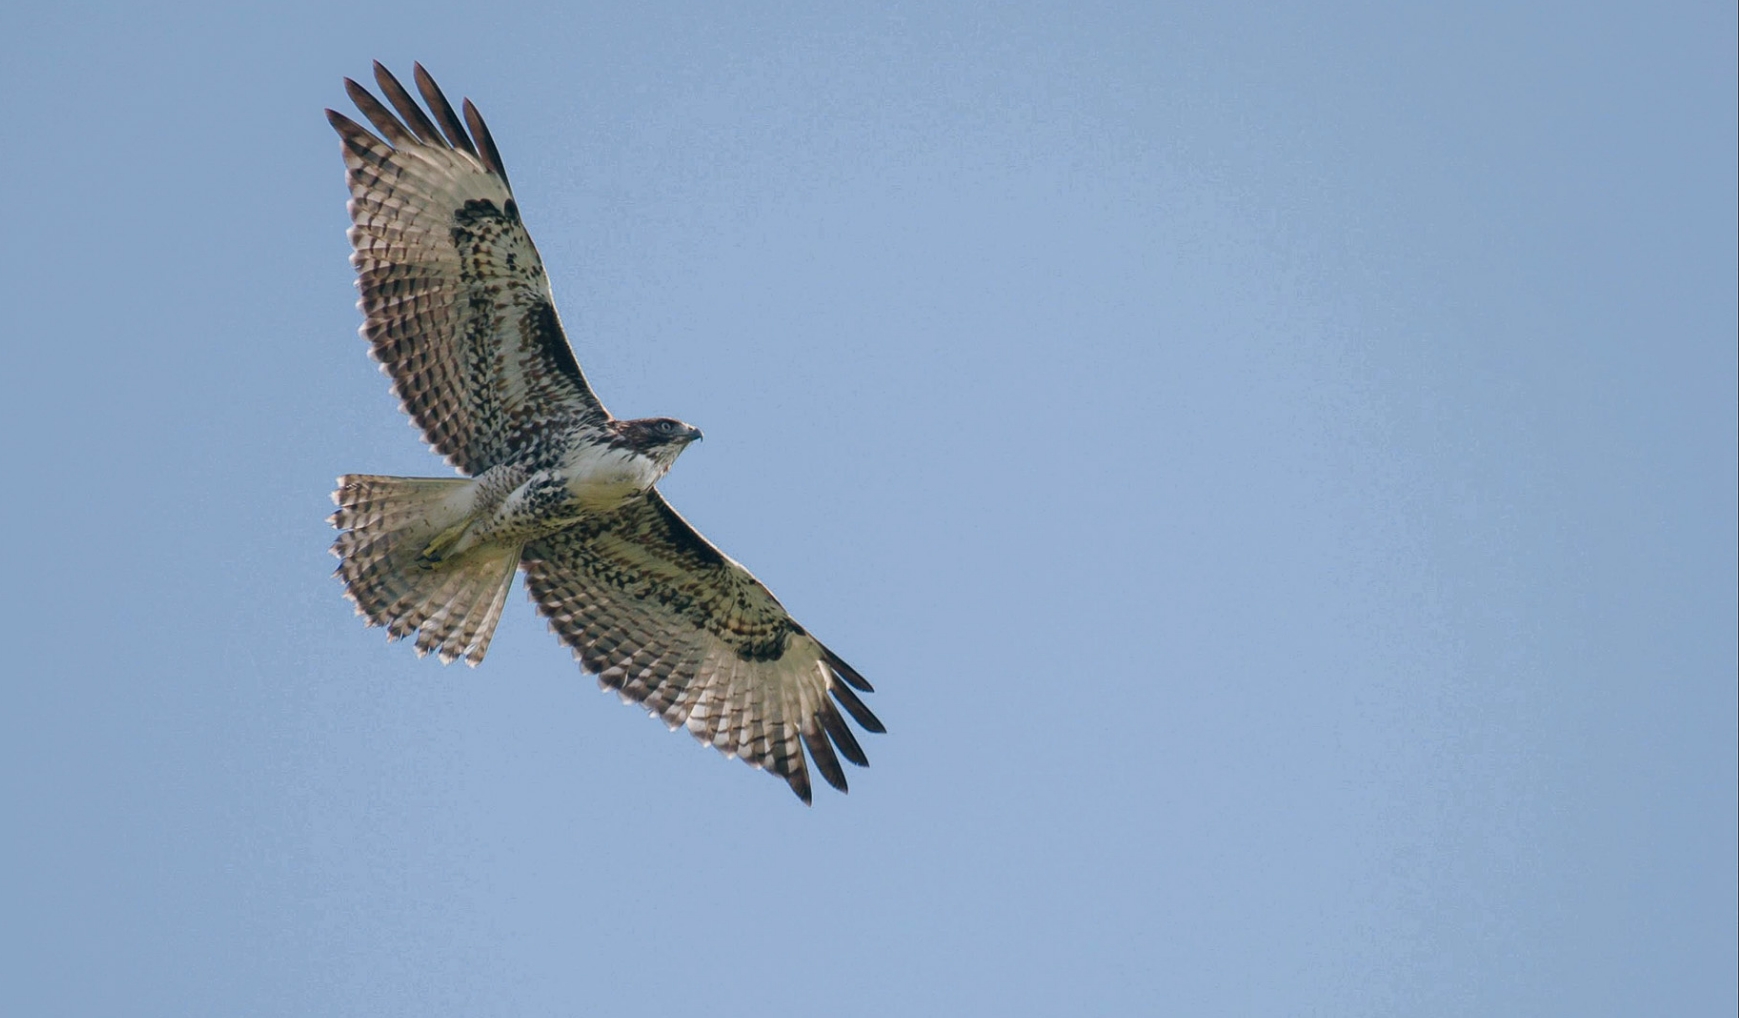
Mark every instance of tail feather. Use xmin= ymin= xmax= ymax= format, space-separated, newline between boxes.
xmin=330 ymin=474 xmax=521 ymax=665
xmin=425 ymin=553 xmax=518 ymax=663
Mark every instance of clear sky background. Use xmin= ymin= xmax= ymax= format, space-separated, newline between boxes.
xmin=2 ymin=2 xmax=1733 ymax=1015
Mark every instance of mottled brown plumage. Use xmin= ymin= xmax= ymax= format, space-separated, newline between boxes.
xmin=327 ymin=64 xmax=881 ymax=802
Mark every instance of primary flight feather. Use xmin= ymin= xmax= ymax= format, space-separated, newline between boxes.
xmin=326 ymin=62 xmax=883 ymax=803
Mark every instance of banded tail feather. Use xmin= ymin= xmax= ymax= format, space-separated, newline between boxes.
xmin=329 ymin=474 xmax=520 ymax=665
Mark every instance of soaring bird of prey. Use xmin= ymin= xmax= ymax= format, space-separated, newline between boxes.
xmin=326 ymin=63 xmax=883 ymax=803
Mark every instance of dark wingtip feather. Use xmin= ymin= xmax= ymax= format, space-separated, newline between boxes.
xmin=819 ymin=701 xmax=869 ymax=767
xmin=824 ymin=648 xmax=874 ymax=692
xmin=372 ymin=62 xmax=444 ymax=146
xmin=784 ymin=764 xmax=814 ymax=805
xmin=802 ymin=727 xmax=849 ymax=793
xmin=412 ymin=63 xmax=478 ymax=157
xmin=326 ymin=110 xmax=391 ymax=166
xmin=343 ymin=78 xmax=415 ymax=148
xmin=830 ymin=681 xmax=886 ymax=734
xmin=462 ymin=97 xmax=511 ymax=190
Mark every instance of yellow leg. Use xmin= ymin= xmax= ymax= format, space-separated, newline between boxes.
xmin=418 ymin=519 xmax=474 ymax=565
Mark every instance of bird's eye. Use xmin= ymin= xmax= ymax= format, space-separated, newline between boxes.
xmin=658 ymin=421 xmax=675 ymax=432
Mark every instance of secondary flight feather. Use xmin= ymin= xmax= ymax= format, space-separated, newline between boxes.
xmin=326 ymin=63 xmax=883 ymax=803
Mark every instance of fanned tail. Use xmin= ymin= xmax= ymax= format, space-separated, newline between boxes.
xmin=329 ymin=474 xmax=520 ymax=665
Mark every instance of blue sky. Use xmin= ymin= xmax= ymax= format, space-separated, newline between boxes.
xmin=2 ymin=2 xmax=1734 ymax=1015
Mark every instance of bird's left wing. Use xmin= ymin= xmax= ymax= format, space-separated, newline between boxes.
xmin=522 ymin=491 xmax=884 ymax=803
xmin=329 ymin=63 xmax=608 ymax=476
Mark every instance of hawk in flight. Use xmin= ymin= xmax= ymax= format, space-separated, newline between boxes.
xmin=326 ymin=63 xmax=883 ymax=803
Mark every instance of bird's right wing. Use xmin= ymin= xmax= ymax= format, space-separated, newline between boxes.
xmin=329 ymin=63 xmax=609 ymax=475
xmin=521 ymin=491 xmax=884 ymax=803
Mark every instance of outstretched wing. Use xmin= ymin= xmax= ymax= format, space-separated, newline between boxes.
xmin=521 ymin=492 xmax=884 ymax=803
xmin=329 ymin=63 xmax=608 ymax=475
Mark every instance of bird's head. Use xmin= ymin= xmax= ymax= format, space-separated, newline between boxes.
xmin=614 ymin=417 xmax=704 ymax=470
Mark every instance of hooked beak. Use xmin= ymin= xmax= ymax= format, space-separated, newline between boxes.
xmin=685 ymin=426 xmax=704 ymax=444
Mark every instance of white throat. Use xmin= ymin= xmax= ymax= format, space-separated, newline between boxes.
xmin=560 ymin=443 xmax=669 ymax=507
